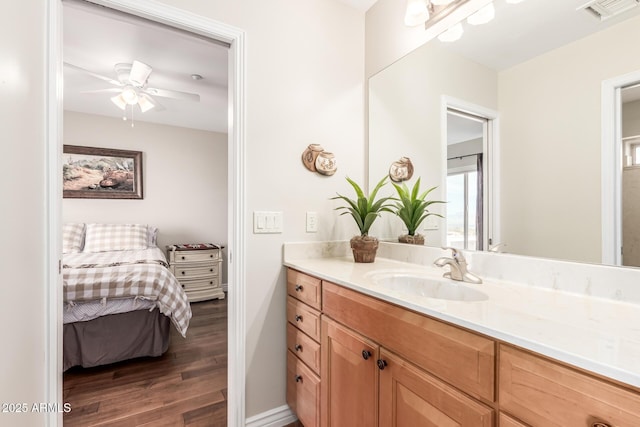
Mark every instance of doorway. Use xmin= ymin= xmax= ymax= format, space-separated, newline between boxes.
xmin=47 ymin=1 xmax=246 ymax=425
xmin=442 ymin=97 xmax=499 ymax=253
xmin=621 ymin=84 xmax=640 ymax=267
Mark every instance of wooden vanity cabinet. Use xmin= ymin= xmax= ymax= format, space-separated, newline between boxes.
xmin=321 ymin=318 xmax=378 ymax=427
xmin=499 ymin=344 xmax=640 ymax=427
xmin=287 ymin=269 xmax=322 ymax=427
xmin=321 ymin=280 xmax=494 ymax=427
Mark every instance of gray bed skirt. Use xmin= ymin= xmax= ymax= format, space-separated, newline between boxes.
xmin=63 ymin=308 xmax=171 ymax=371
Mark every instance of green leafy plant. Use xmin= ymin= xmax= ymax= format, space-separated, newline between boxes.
xmin=332 ymin=176 xmax=396 ymax=236
xmin=392 ymin=177 xmax=444 ymax=236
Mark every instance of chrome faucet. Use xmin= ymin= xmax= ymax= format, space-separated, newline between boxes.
xmin=434 ymin=247 xmax=482 ymax=284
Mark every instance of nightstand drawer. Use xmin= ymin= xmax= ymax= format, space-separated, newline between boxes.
xmin=174 ymin=264 xmax=219 ymax=279
xmin=179 ymin=276 xmax=220 ymax=291
xmin=287 ymin=323 xmax=321 ymax=375
xmin=287 ymin=296 xmax=321 ymax=342
xmin=172 ymin=249 xmax=220 ymax=264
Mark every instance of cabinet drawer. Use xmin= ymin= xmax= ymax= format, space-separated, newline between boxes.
xmin=179 ymin=277 xmax=220 ymax=291
xmin=287 ymin=350 xmax=320 ymax=427
xmin=287 ymin=323 xmax=321 ymax=375
xmin=499 ymin=344 xmax=640 ymax=427
xmin=499 ymin=413 xmax=529 ymax=427
xmin=379 ymin=348 xmax=493 ymax=427
xmin=287 ymin=296 xmax=321 ymax=341
xmin=171 ymin=249 xmax=220 ymax=263
xmin=287 ymin=269 xmax=321 ymax=310
xmin=322 ymin=281 xmax=495 ymax=402
xmin=174 ymin=264 xmax=219 ymax=279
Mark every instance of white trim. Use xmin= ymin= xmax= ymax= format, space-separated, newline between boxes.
xmin=46 ymin=1 xmax=63 ymax=425
xmin=245 ymin=405 xmax=297 ymax=427
xmin=442 ymin=95 xmax=500 ymax=250
xmin=601 ymin=69 xmax=640 ymax=265
xmin=47 ymin=1 xmax=247 ymax=426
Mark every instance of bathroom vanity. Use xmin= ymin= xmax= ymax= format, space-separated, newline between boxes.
xmin=284 ymin=242 xmax=640 ymax=427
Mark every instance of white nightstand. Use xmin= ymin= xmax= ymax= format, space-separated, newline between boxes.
xmin=167 ymin=243 xmax=225 ymax=302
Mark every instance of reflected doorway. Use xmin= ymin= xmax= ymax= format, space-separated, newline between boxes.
xmin=446 ymin=109 xmax=487 ymax=251
xmin=621 ymin=83 xmax=640 ymax=267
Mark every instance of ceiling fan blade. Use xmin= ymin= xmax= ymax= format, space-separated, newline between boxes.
xmin=129 ymin=60 xmax=153 ymax=87
xmin=79 ymin=88 xmax=122 ymax=94
xmin=64 ymin=62 xmax=122 ymax=86
xmin=144 ymin=87 xmax=200 ymax=102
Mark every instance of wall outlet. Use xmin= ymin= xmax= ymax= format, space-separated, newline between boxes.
xmin=306 ymin=211 xmax=318 ymax=233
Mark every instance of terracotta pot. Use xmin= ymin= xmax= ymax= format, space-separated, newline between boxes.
xmin=398 ymin=234 xmax=425 ymax=245
xmin=350 ymin=236 xmax=379 ymax=263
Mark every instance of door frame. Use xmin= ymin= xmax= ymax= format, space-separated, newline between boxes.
xmin=601 ymin=69 xmax=640 ymax=265
xmin=442 ymin=96 xmax=500 ymax=251
xmin=46 ymin=1 xmax=247 ymax=426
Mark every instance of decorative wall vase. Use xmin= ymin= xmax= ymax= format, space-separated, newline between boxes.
xmin=350 ymin=236 xmax=379 ymax=263
xmin=301 ymin=144 xmax=324 ymax=172
xmin=389 ymin=157 xmax=414 ymax=182
xmin=315 ymin=151 xmax=337 ymax=176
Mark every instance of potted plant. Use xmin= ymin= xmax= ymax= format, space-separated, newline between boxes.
xmin=392 ymin=177 xmax=444 ymax=245
xmin=332 ymin=176 xmax=395 ymax=263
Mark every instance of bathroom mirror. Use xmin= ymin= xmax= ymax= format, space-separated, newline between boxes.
xmin=368 ymin=0 xmax=640 ymax=266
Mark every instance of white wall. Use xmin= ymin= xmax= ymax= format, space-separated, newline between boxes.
xmin=63 ymin=112 xmax=229 ymax=283
xmin=498 ymin=14 xmax=640 ymax=263
xmin=368 ymin=42 xmax=497 ymax=243
xmin=2 ymin=0 xmax=365 ymax=424
xmin=0 ymin=1 xmax=47 ymax=426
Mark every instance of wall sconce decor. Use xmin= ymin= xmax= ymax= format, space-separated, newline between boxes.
xmin=389 ymin=157 xmax=414 ymax=182
xmin=302 ymin=144 xmax=337 ymax=176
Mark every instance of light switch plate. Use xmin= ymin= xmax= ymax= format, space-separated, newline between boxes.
xmin=253 ymin=211 xmax=283 ymax=234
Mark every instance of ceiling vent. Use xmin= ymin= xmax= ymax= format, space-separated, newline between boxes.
xmin=581 ymin=0 xmax=640 ymax=20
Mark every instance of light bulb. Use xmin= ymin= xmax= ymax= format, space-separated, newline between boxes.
xmin=404 ymin=0 xmax=429 ymax=27
xmin=438 ymin=22 xmax=464 ymax=42
xmin=467 ymin=2 xmax=495 ymax=25
xmin=121 ymin=86 xmax=139 ymax=105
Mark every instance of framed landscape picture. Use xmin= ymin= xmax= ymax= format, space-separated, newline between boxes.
xmin=62 ymin=145 xmax=143 ymax=199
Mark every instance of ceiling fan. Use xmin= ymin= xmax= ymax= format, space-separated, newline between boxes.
xmin=64 ymin=60 xmax=201 ymax=113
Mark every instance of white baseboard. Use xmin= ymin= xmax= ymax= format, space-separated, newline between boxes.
xmin=245 ymin=405 xmax=297 ymax=427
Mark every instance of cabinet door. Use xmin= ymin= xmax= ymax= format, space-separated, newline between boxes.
xmin=379 ymin=348 xmax=493 ymax=427
xmin=321 ymin=317 xmax=378 ymax=427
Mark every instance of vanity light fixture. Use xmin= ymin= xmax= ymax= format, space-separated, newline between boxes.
xmin=431 ymin=0 xmax=456 ymax=5
xmin=505 ymin=0 xmax=524 ymax=3
xmin=404 ymin=0 xmax=430 ymax=27
xmin=467 ymin=2 xmax=495 ymax=25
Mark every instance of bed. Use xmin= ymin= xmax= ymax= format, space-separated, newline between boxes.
xmin=62 ymin=223 xmax=191 ymax=371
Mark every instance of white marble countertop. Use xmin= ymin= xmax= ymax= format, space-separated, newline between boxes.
xmin=284 ymin=255 xmax=640 ymax=389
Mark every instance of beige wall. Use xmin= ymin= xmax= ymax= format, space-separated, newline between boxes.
xmin=368 ymin=42 xmax=497 ymax=243
xmin=498 ymin=14 xmax=640 ymax=262
xmin=3 ymin=0 xmax=364 ymax=423
xmin=63 ymin=112 xmax=229 ymax=283
xmin=0 ymin=1 xmax=48 ymax=426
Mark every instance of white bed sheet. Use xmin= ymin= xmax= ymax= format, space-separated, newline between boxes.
xmin=63 ymin=297 xmax=156 ymax=324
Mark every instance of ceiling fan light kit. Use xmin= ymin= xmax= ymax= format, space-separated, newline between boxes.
xmin=65 ymin=59 xmax=201 ymax=122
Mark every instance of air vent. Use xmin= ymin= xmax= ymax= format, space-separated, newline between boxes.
xmin=581 ymin=0 xmax=640 ymax=20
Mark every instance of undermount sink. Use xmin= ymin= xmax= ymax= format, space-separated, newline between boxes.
xmin=369 ymin=273 xmax=488 ymax=302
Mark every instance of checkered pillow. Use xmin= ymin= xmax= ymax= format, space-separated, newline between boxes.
xmin=83 ymin=224 xmax=149 ymax=253
xmin=62 ymin=223 xmax=85 ymax=254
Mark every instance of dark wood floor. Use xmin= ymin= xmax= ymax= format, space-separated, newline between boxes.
xmin=63 ymin=297 xmax=227 ymax=426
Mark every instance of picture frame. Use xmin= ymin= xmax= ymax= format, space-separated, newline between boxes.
xmin=62 ymin=145 xmax=143 ymax=199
